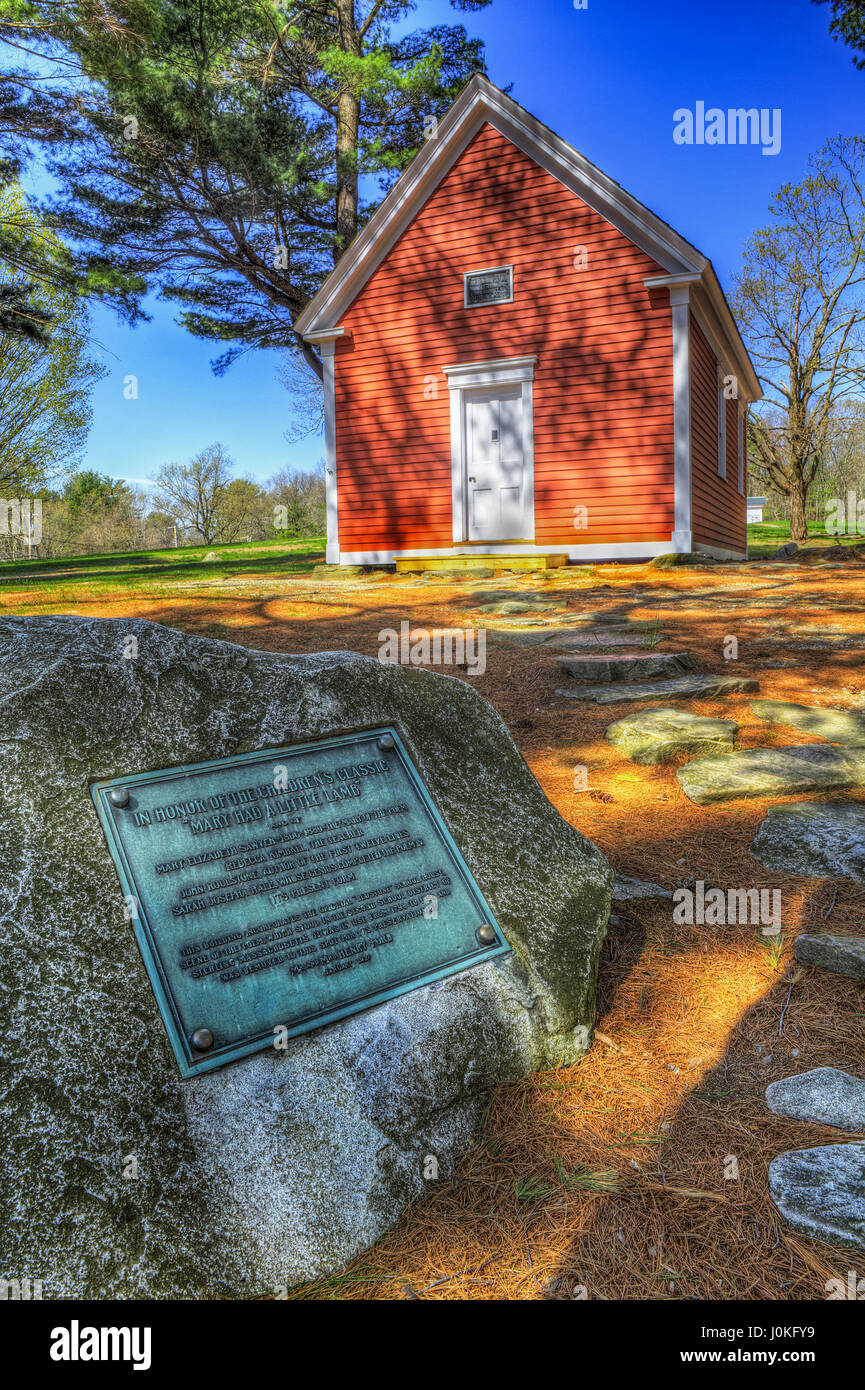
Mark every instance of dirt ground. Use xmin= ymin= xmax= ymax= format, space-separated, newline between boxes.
xmin=6 ymin=554 xmax=865 ymax=1300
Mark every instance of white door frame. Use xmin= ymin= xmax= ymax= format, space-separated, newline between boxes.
xmin=443 ymin=355 xmax=536 ymax=545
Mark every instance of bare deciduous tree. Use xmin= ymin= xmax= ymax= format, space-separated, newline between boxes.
xmin=735 ymin=135 xmax=865 ymax=540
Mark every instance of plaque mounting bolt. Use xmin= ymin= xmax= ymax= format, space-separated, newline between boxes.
xmin=108 ymin=786 xmax=129 ymax=808
xmin=477 ymin=924 xmax=497 ymax=946
xmin=190 ymin=1027 xmax=214 ymax=1052
xmin=377 ymin=733 xmax=395 ymax=752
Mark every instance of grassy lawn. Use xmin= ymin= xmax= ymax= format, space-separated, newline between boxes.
xmin=747 ymin=519 xmax=864 ymax=558
xmin=0 ymin=535 xmax=325 ymax=607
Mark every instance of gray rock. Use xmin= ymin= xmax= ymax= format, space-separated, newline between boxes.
xmin=767 ymin=1069 xmax=865 ymax=1132
xmin=751 ymin=698 xmax=865 ymax=746
xmin=470 ymin=592 xmax=566 ymax=615
xmin=751 ymin=802 xmax=865 ymax=883
xmin=771 ymin=542 xmax=798 ymax=559
xmin=311 ymin=563 xmax=370 ymax=579
xmin=556 ymin=673 xmax=758 ymax=705
xmin=794 ymin=933 xmax=865 ymax=981
xmin=0 ymin=616 xmax=611 ymax=1298
xmin=606 ymin=708 xmax=737 ymax=765
xmin=490 ymin=627 xmax=647 ymax=648
xmin=677 ymin=744 xmax=865 ymax=805
xmin=557 ymin=652 xmax=697 ymax=683
xmin=769 ymin=1143 xmax=865 ymax=1252
xmin=611 ymin=874 xmax=672 ymax=901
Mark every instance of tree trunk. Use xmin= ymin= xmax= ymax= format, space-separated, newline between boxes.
xmin=334 ymin=0 xmax=360 ymax=261
xmin=789 ymin=477 xmax=809 ymax=542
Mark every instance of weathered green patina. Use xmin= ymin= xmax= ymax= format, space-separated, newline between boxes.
xmin=92 ymin=730 xmax=508 ymax=1077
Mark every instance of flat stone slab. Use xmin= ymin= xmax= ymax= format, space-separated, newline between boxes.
xmin=557 ymin=652 xmax=697 ymax=683
xmin=794 ymin=933 xmax=865 ymax=981
xmin=606 ymin=708 xmax=737 ymax=765
xmin=556 ymin=673 xmax=758 ymax=706
xmin=767 ymin=1069 xmax=865 ymax=1132
xmin=751 ymin=699 xmax=865 ymax=746
xmin=769 ymin=1143 xmax=865 ymax=1252
xmin=491 ymin=628 xmax=652 ymax=648
xmin=751 ymin=802 xmax=865 ymax=883
xmin=470 ymin=592 xmax=569 ymax=615
xmin=677 ymin=745 xmax=865 ymax=805
xmin=611 ymin=874 xmax=672 ymax=901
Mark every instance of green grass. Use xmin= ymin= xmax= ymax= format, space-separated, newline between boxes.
xmin=747 ymin=519 xmax=864 ymax=559
xmin=0 ymin=534 xmax=326 ymax=605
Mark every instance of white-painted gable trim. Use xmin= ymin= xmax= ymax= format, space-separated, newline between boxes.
xmin=296 ymin=74 xmax=705 ymax=338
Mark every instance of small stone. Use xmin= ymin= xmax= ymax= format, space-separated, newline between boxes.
xmin=769 ymin=1143 xmax=865 ymax=1252
xmin=794 ymin=933 xmax=865 ymax=981
xmin=750 ymin=802 xmax=865 ymax=884
xmin=767 ymin=1068 xmax=865 ymax=1132
xmin=677 ymin=745 xmax=865 ymax=805
xmin=771 ymin=542 xmax=798 ymax=559
xmin=611 ymin=874 xmax=672 ymax=901
xmin=557 ymin=652 xmax=697 ymax=684
xmin=556 ymin=673 xmax=758 ymax=706
xmin=751 ymin=699 xmax=865 ymax=746
xmin=605 ymin=708 xmax=737 ymax=765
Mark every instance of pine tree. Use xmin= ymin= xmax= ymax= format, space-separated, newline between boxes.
xmin=0 ymin=0 xmax=491 ymax=377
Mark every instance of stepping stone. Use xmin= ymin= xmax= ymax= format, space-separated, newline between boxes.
xmin=751 ymin=802 xmax=865 ymax=883
xmin=677 ymin=744 xmax=865 ymax=805
xmin=491 ymin=628 xmax=654 ymax=649
xmin=470 ymin=592 xmax=568 ymax=615
xmin=606 ymin=708 xmax=737 ymax=765
xmin=611 ymin=874 xmax=672 ymax=901
xmin=751 ymin=698 xmax=865 ymax=745
xmin=557 ymin=652 xmax=696 ymax=683
xmin=767 ymin=1069 xmax=865 ymax=1132
xmin=556 ymin=673 xmax=758 ymax=706
xmin=769 ymin=1143 xmax=865 ymax=1252
xmin=794 ymin=933 xmax=865 ymax=982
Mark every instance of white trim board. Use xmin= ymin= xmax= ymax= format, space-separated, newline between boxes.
xmin=338 ymin=540 xmax=684 ymax=565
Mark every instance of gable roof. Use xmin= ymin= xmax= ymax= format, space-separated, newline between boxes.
xmin=296 ymin=74 xmax=760 ymax=400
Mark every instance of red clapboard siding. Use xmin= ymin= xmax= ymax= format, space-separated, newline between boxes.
xmin=333 ymin=122 xmax=675 ymax=551
xmin=689 ymin=314 xmax=747 ymax=554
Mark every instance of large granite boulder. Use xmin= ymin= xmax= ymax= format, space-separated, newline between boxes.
xmin=0 ymin=616 xmax=611 ymax=1298
xmin=751 ymin=802 xmax=865 ymax=883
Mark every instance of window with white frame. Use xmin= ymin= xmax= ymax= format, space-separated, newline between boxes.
xmin=737 ymin=405 xmax=745 ymax=494
xmin=717 ymin=367 xmax=726 ymax=478
xmin=464 ymin=265 xmax=513 ymax=307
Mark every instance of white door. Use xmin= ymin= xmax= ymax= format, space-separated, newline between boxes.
xmin=465 ymin=387 xmax=525 ymax=541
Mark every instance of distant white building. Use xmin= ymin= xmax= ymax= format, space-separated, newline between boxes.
xmin=747 ymin=496 xmax=767 ymax=523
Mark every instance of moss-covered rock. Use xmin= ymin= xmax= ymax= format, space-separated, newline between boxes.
xmin=751 ymin=698 xmax=865 ymax=746
xmin=606 ymin=708 xmax=737 ymax=764
xmin=678 ymin=745 xmax=865 ymax=805
xmin=0 ymin=616 xmax=610 ymax=1297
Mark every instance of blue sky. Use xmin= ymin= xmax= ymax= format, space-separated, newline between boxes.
xmin=43 ymin=0 xmax=865 ymax=491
